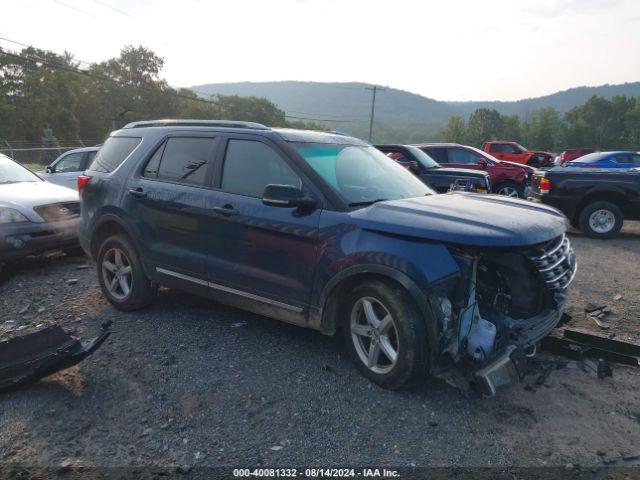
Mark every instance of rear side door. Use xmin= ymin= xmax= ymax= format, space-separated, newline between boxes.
xmin=125 ymin=134 xmax=219 ymax=293
xmin=205 ymin=135 xmax=322 ymax=315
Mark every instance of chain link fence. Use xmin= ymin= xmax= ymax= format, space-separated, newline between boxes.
xmin=0 ymin=140 xmax=102 ymax=170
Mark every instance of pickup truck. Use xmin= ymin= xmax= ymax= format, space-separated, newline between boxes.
xmin=482 ymin=141 xmax=554 ymax=168
xmin=531 ymin=168 xmax=640 ymax=238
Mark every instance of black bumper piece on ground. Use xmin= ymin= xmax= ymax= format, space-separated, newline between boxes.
xmin=0 ymin=322 xmax=111 ymax=392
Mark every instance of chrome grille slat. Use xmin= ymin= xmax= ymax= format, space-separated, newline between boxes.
xmin=527 ymin=234 xmax=577 ymax=291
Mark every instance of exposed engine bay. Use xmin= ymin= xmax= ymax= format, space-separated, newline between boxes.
xmin=431 ymin=234 xmax=577 ymax=395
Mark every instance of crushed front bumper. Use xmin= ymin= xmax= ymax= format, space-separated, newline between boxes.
xmin=474 ymin=345 xmax=521 ymax=396
xmin=0 ymin=217 xmax=79 ymax=261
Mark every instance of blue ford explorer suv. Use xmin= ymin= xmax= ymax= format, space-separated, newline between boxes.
xmin=79 ymin=120 xmax=576 ymax=395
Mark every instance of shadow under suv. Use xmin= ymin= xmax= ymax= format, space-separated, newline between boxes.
xmin=79 ymin=120 xmax=576 ymax=395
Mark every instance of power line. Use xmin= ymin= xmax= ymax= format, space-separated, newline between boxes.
xmin=52 ymin=0 xmax=96 ymax=18
xmin=0 ymin=40 xmax=352 ymax=127
xmin=89 ymin=0 xmax=133 ymax=18
xmin=0 ymin=35 xmax=93 ymax=68
xmin=0 ymin=47 xmax=226 ymax=109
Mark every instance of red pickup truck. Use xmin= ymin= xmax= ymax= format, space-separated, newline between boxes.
xmin=482 ymin=141 xmax=554 ymax=168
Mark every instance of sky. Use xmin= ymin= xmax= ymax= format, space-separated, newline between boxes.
xmin=3 ymin=0 xmax=640 ymax=101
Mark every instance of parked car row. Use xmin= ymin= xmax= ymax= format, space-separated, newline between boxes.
xmin=71 ymin=119 xmax=578 ymax=395
xmin=0 ymin=119 xmax=635 ymax=395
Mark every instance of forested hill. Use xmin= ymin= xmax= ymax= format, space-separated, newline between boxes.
xmin=450 ymin=82 xmax=640 ymax=117
xmin=191 ymin=80 xmax=640 ymax=142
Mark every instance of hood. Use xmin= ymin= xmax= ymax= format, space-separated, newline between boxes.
xmin=0 ymin=181 xmax=78 ymax=222
xmin=432 ymin=167 xmax=489 ymax=178
xmin=350 ymin=193 xmax=567 ymax=247
xmin=494 ymin=159 xmax=536 ymax=174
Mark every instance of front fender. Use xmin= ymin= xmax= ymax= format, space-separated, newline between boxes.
xmin=309 ymin=227 xmax=461 ymax=368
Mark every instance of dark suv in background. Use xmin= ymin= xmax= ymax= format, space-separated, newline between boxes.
xmin=415 ymin=143 xmax=535 ymax=198
xmin=79 ymin=120 xmax=575 ymax=395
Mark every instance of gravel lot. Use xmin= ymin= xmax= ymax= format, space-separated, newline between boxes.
xmin=1 ymin=224 xmax=639 ymax=473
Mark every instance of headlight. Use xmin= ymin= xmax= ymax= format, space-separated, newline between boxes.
xmin=0 ymin=208 xmax=29 ymax=224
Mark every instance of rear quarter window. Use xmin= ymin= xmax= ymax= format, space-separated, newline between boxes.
xmin=87 ymin=137 xmax=141 ymax=173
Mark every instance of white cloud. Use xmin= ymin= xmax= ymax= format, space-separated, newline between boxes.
xmin=2 ymin=0 xmax=639 ymax=101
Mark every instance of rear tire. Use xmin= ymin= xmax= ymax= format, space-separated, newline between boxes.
xmin=97 ymin=234 xmax=155 ymax=311
xmin=578 ymin=201 xmax=623 ymax=239
xmin=341 ymin=279 xmax=428 ymax=390
xmin=494 ymin=181 xmax=524 ymax=198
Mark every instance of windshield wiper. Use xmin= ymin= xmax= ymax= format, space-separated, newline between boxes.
xmin=348 ymin=198 xmax=388 ymax=207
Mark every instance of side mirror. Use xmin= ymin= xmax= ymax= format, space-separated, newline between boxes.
xmin=262 ymin=184 xmax=317 ymax=209
xmin=476 ymin=157 xmax=488 ymax=166
xmin=409 ymin=160 xmax=421 ymax=173
xmin=45 ymin=165 xmax=54 ymax=173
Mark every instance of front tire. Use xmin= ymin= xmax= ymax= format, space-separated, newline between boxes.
xmin=341 ymin=279 xmax=428 ymax=390
xmin=578 ymin=201 xmax=623 ymax=238
xmin=495 ymin=181 xmax=524 ymax=198
xmin=97 ymin=234 xmax=155 ymax=310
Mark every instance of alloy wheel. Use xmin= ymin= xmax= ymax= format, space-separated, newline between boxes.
xmin=497 ymin=186 xmax=520 ymax=198
xmin=350 ymin=297 xmax=399 ymax=374
xmin=589 ymin=209 xmax=615 ymax=234
xmin=102 ymin=247 xmax=133 ymax=300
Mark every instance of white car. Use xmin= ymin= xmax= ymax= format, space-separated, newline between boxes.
xmin=0 ymin=154 xmax=79 ymax=262
xmin=38 ymin=146 xmax=99 ymax=189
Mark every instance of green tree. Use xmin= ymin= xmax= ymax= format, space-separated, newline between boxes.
xmin=441 ymin=115 xmax=466 ymax=143
xmin=500 ymin=114 xmax=522 ymax=142
xmin=522 ymin=107 xmax=563 ymax=151
xmin=466 ymin=108 xmax=503 ymax=146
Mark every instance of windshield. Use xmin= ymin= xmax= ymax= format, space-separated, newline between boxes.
xmin=465 ymin=145 xmax=498 ymax=163
xmin=293 ymin=143 xmax=434 ymax=206
xmin=0 ymin=154 xmax=41 ymax=184
xmin=516 ymin=143 xmax=528 ymax=151
xmin=404 ymin=146 xmax=439 ymax=169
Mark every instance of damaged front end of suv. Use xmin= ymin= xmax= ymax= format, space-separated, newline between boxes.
xmin=428 ymin=234 xmax=577 ymax=396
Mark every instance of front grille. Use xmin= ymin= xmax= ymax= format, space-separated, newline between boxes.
xmin=33 ymin=202 xmax=80 ymax=222
xmin=528 ymin=234 xmax=577 ymax=290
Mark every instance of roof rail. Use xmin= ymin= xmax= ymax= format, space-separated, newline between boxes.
xmin=122 ymin=119 xmax=269 ymax=130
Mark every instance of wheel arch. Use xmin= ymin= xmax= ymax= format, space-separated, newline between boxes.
xmin=574 ymin=189 xmax=629 ymax=221
xmin=90 ymin=214 xmax=143 ymax=261
xmin=311 ymin=264 xmax=439 ymax=368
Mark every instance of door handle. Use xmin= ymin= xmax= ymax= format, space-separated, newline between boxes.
xmin=128 ymin=187 xmax=147 ymax=199
xmin=212 ymin=205 xmax=239 ymax=216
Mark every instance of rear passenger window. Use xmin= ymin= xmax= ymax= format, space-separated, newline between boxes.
xmin=88 ymin=137 xmax=141 ymax=173
xmin=221 ymin=140 xmax=301 ymax=198
xmin=425 ymin=148 xmax=448 ymax=164
xmin=145 ymin=137 xmax=215 ymax=186
xmin=448 ymin=148 xmax=479 ymax=164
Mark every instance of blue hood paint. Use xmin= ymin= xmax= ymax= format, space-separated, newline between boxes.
xmin=350 ymin=193 xmax=567 ymax=247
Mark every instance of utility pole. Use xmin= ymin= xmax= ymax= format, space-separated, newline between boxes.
xmin=366 ymin=85 xmax=385 ymax=143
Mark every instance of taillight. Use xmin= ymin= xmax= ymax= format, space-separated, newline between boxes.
xmin=539 ymin=177 xmax=551 ymax=194
xmin=77 ymin=175 xmax=91 ymax=192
